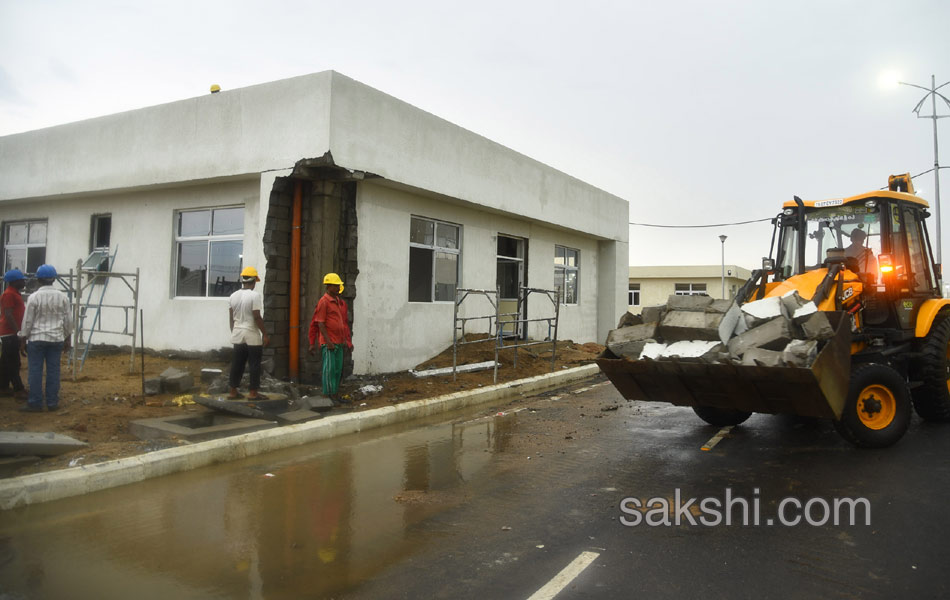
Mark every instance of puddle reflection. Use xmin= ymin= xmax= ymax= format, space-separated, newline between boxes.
xmin=0 ymin=411 xmax=522 ymax=599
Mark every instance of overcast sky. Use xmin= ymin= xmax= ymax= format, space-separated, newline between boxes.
xmin=1 ymin=0 xmax=948 ymax=269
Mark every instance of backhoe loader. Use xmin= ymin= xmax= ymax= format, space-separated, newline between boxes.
xmin=598 ymin=174 xmax=950 ymax=447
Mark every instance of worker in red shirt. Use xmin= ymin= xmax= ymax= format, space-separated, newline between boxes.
xmin=308 ymin=273 xmax=352 ymax=402
xmin=0 ymin=269 xmax=27 ymax=399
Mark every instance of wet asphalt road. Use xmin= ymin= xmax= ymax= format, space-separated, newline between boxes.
xmin=2 ymin=375 xmax=949 ymax=599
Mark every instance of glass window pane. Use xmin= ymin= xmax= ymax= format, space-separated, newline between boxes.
xmin=408 ymin=246 xmax=433 ymax=302
xmin=209 ymin=240 xmax=243 ymax=297
xmin=177 ymin=241 xmax=208 ymax=297
xmin=554 ymin=246 xmax=565 ymax=265
xmin=179 ymin=210 xmax=211 ymax=237
xmin=436 ymin=223 xmax=459 ymax=250
xmin=497 ymin=236 xmax=523 ymax=258
xmin=93 ymin=216 xmax=112 ymax=248
xmin=410 ymin=218 xmax=434 ymax=245
xmin=26 ymin=248 xmax=46 ymax=273
xmin=566 ymin=249 xmax=578 ymax=267
xmin=434 ymin=251 xmax=458 ymax=301
xmin=7 ymin=224 xmax=27 ymax=245
xmin=497 ymin=260 xmax=520 ymax=299
xmin=565 ymin=271 xmax=578 ymax=304
xmin=28 ymin=222 xmax=47 ymax=244
xmin=212 ymin=207 xmax=244 ymax=236
xmin=4 ymin=249 xmax=25 ymax=272
xmin=554 ymin=268 xmax=565 ymax=298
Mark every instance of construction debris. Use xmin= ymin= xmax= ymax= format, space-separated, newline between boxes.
xmin=607 ymin=291 xmax=830 ymax=368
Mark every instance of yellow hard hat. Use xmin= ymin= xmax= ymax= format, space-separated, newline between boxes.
xmin=323 ymin=273 xmax=344 ymax=286
xmin=240 ymin=266 xmax=260 ymax=281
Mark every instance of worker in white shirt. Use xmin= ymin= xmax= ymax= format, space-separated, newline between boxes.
xmin=19 ymin=264 xmax=72 ymax=413
xmin=228 ymin=266 xmax=269 ymax=399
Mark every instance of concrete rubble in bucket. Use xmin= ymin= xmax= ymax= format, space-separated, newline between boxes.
xmin=606 ymin=291 xmax=836 ymax=368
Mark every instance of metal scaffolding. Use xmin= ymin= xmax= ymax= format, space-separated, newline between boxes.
xmin=59 ymin=256 xmax=140 ymax=378
xmin=452 ymin=285 xmax=561 ymax=384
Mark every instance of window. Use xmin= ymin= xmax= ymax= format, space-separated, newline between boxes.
xmin=3 ymin=220 xmax=47 ymax=275
xmin=497 ymin=235 xmax=525 ymax=300
xmin=408 ymin=216 xmax=460 ymax=302
xmin=554 ymin=245 xmax=579 ymax=304
xmin=674 ymin=283 xmax=707 ymax=296
xmin=175 ymin=207 xmax=244 ymax=297
xmin=628 ymin=283 xmax=641 ymax=306
xmin=84 ymin=214 xmax=112 ymax=272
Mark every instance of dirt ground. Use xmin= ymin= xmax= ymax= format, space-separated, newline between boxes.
xmin=0 ymin=336 xmax=603 ymax=477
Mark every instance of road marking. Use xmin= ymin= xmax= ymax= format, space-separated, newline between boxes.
xmin=527 ymin=551 xmax=600 ymax=600
xmin=701 ymin=426 xmax=733 ymax=451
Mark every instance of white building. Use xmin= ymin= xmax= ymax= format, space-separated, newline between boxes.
xmin=0 ymin=71 xmax=629 ymax=380
xmin=627 ymin=265 xmax=752 ymax=313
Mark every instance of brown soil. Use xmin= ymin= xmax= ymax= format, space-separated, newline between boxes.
xmin=0 ymin=336 xmax=603 ymax=477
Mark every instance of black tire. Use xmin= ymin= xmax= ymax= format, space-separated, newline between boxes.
xmin=692 ymin=406 xmax=752 ymax=427
xmin=912 ymin=316 xmax=950 ymax=421
xmin=834 ymin=363 xmax=911 ymax=448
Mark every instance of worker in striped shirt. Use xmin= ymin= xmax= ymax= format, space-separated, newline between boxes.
xmin=18 ymin=264 xmax=72 ymax=413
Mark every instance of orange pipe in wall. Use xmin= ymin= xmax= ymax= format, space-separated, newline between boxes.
xmin=289 ymin=180 xmax=303 ymax=381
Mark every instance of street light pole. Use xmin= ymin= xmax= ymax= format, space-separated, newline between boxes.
xmin=898 ymin=75 xmax=950 ymax=270
xmin=719 ymin=235 xmax=727 ymax=299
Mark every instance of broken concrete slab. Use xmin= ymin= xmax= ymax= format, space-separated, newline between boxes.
xmin=800 ymin=311 xmax=835 ymax=341
xmin=660 ymin=340 xmax=721 ymax=359
xmin=411 ymin=360 xmax=498 ymax=378
xmin=718 ymin=302 xmax=744 ymax=345
xmin=708 ymin=299 xmax=733 ymax=314
xmin=298 ymin=395 xmax=335 ymax=412
xmin=275 ymin=409 xmax=324 ymax=425
xmin=639 ymin=342 xmax=668 ymax=359
xmin=793 ymin=301 xmax=819 ymax=322
xmin=144 ymin=377 xmax=162 ymax=396
xmin=129 ymin=413 xmax=277 ymax=443
xmin=727 ymin=316 xmax=794 ymax=357
xmin=616 ymin=311 xmax=643 ymax=329
xmin=741 ymin=347 xmax=786 ymax=367
xmin=658 ymin=310 xmax=723 ymax=342
xmin=780 ymin=291 xmax=809 ymax=317
xmin=667 ymin=295 xmax=714 ymax=312
xmin=640 ymin=305 xmax=666 ymax=324
xmin=0 ymin=432 xmax=88 ymax=457
xmin=783 ymin=339 xmax=819 ymax=367
xmin=160 ymin=367 xmax=195 ymax=394
xmin=609 ymin=339 xmax=649 ymax=360
xmin=194 ymin=395 xmax=270 ymax=419
xmin=741 ymin=297 xmax=786 ymax=328
xmin=200 ymin=368 xmax=222 ymax=383
xmin=606 ymin=322 xmax=658 ymax=357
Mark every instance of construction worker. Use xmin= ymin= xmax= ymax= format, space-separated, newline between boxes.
xmin=308 ymin=273 xmax=352 ymax=402
xmin=19 ymin=264 xmax=72 ymax=412
xmin=228 ymin=266 xmax=269 ymax=399
xmin=845 ymin=229 xmax=879 ymax=277
xmin=0 ymin=269 xmax=27 ymax=399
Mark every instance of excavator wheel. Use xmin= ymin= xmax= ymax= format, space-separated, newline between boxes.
xmin=834 ymin=363 xmax=911 ymax=448
xmin=912 ymin=316 xmax=950 ymax=421
xmin=692 ymin=406 xmax=752 ymax=427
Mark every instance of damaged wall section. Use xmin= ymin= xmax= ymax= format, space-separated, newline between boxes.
xmin=261 ymin=175 xmax=358 ymax=383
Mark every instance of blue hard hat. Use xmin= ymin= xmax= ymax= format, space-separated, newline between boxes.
xmin=35 ymin=264 xmax=57 ymax=279
xmin=3 ymin=269 xmax=24 ymax=283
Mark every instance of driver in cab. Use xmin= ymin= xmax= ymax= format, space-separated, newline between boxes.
xmin=845 ymin=228 xmax=878 ymax=279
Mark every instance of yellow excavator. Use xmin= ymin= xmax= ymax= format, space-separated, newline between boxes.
xmin=598 ymin=174 xmax=950 ymax=447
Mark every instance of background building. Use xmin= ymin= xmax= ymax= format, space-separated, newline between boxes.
xmin=627 ymin=265 xmax=752 ymax=313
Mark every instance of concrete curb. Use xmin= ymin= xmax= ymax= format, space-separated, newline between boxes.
xmin=0 ymin=363 xmax=600 ymax=510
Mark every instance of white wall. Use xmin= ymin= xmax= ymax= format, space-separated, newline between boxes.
xmin=353 ymin=182 xmax=605 ymax=374
xmin=1 ymin=178 xmax=262 ymax=351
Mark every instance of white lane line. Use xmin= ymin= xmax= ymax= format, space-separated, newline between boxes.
xmin=527 ymin=551 xmax=600 ymax=600
xmin=701 ymin=426 xmax=733 ymax=451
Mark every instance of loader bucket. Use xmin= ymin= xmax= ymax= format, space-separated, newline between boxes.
xmin=596 ymin=312 xmax=852 ymax=419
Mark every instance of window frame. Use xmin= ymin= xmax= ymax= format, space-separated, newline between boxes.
xmin=628 ymin=283 xmax=641 ymax=307
xmin=554 ymin=245 xmax=580 ymax=305
xmin=173 ymin=206 xmax=245 ymax=298
xmin=408 ymin=215 xmax=462 ymax=303
xmin=674 ymin=282 xmax=708 ymax=296
xmin=2 ymin=219 xmax=48 ymax=277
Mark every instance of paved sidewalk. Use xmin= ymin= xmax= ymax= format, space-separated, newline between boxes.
xmin=0 ymin=364 xmax=600 ymax=509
